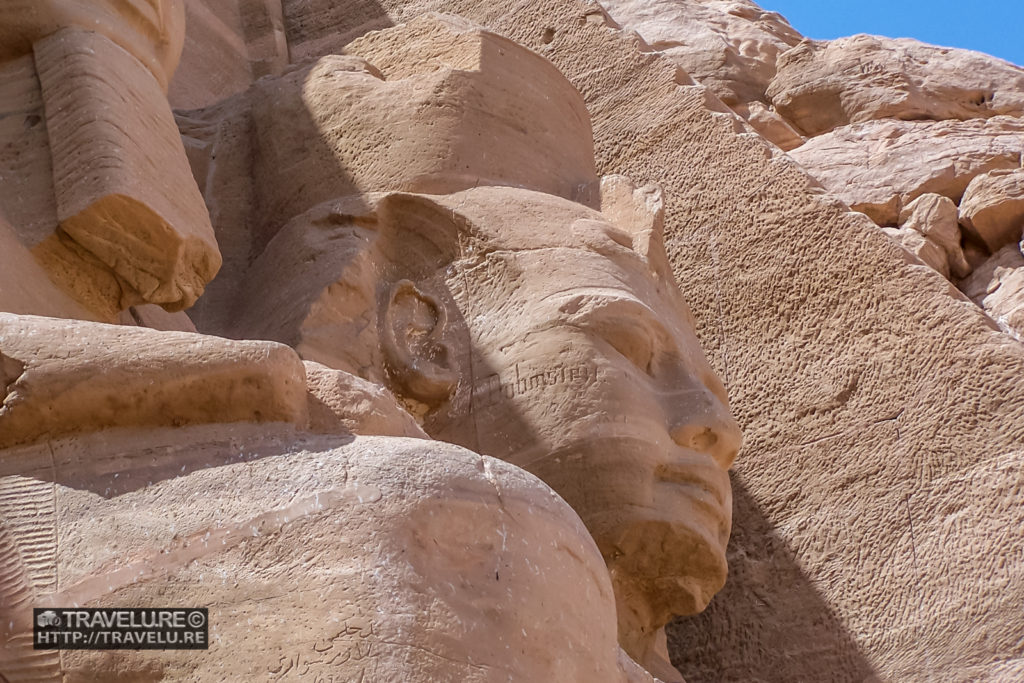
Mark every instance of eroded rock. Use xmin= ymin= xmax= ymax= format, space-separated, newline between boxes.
xmin=768 ymin=34 xmax=1024 ymax=137
xmin=882 ymin=226 xmax=951 ymax=278
xmin=732 ymin=100 xmax=805 ymax=151
xmin=599 ymin=0 xmax=803 ymax=105
xmin=899 ymin=193 xmax=971 ymax=278
xmin=789 ymin=116 xmax=1024 ymax=225
xmin=1 ymin=426 xmax=652 ymax=682
xmin=959 ymin=243 xmax=1024 ymax=338
xmin=959 ymin=168 xmax=1024 ymax=253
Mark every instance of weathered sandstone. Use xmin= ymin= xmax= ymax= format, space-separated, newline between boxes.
xmin=789 ymin=116 xmax=1024 ymax=225
xmin=899 ymin=193 xmax=971 ymax=279
xmin=2 ymin=0 xmax=1024 ymax=681
xmin=35 ymin=29 xmax=221 ymax=313
xmin=881 ymin=226 xmax=951 ymax=278
xmin=598 ymin=0 xmax=802 ymax=105
xmin=768 ymin=34 xmax=1024 ymax=137
xmin=731 ymin=100 xmax=805 ymax=151
xmin=960 ymin=244 xmax=1024 ymax=340
xmin=0 ymin=0 xmax=186 ymax=90
xmin=304 ymin=360 xmax=427 ymax=438
xmin=1 ymin=426 xmax=656 ymax=682
xmin=169 ymin=0 xmax=289 ymax=109
xmin=959 ymin=168 xmax=1024 ymax=253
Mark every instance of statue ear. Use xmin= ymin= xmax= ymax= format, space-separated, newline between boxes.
xmin=381 ymin=279 xmax=457 ymax=405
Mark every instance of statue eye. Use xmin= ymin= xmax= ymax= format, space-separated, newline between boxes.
xmin=599 ymin=323 xmax=655 ymax=376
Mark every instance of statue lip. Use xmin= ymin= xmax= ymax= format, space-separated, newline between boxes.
xmin=653 ymin=450 xmax=730 ymax=514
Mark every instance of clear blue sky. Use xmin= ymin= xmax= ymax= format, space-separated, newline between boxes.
xmin=759 ymin=1 xmax=1024 ymax=68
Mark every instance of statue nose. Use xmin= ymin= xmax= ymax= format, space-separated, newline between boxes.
xmin=667 ymin=388 xmax=743 ymax=469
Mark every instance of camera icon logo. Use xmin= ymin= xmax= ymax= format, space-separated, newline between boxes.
xmin=36 ymin=610 xmax=61 ymax=628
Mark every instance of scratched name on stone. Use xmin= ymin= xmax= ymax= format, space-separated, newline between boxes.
xmin=267 ymin=618 xmax=374 ymax=681
xmin=473 ymin=363 xmax=595 ymax=407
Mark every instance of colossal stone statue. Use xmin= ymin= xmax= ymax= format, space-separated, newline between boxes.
xmin=185 ymin=15 xmax=743 ymax=678
xmin=0 ymin=314 xmax=658 ymax=682
xmin=229 ymin=182 xmax=742 ymax=680
xmin=0 ymin=11 xmax=740 ymax=683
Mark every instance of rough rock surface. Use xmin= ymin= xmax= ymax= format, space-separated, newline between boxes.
xmin=960 ymin=244 xmax=1024 ymax=340
xmin=296 ymin=3 xmax=1024 ymax=679
xmin=768 ymin=34 xmax=1024 ymax=137
xmin=0 ymin=0 xmax=186 ymax=90
xmin=789 ymin=116 xmax=1024 ymax=225
xmin=899 ymin=193 xmax=971 ymax=278
xmin=181 ymin=14 xmax=598 ymax=335
xmin=881 ymin=225 xmax=951 ymax=278
xmin=35 ymin=28 xmax=221 ymax=313
xmin=959 ymin=168 xmax=1024 ymax=253
xmin=598 ymin=0 xmax=802 ymax=106
xmin=3 ymin=0 xmax=1024 ymax=681
xmin=731 ymin=100 xmax=804 ymax=151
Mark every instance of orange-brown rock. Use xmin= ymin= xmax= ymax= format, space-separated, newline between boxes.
xmin=768 ymin=34 xmax=1024 ymax=137
xmin=959 ymin=168 xmax=1024 ymax=253
xmin=35 ymin=29 xmax=221 ymax=313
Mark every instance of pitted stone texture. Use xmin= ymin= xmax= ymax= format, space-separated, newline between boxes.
xmin=0 ymin=313 xmax=308 ymax=449
xmin=899 ymin=193 xmax=971 ymax=279
xmin=0 ymin=426 xmax=654 ymax=682
xmin=959 ymin=168 xmax=1024 ymax=253
xmin=960 ymin=244 xmax=1024 ymax=340
xmin=789 ymin=116 xmax=1024 ymax=225
xmin=598 ymin=0 xmax=802 ymax=106
xmin=768 ymin=34 xmax=1024 ymax=138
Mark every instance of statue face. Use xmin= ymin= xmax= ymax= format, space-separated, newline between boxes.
xmin=434 ymin=204 xmax=743 ymax=627
xmin=236 ymin=186 xmax=741 ymax=636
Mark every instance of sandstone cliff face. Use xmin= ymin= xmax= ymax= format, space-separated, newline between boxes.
xmin=603 ymin=0 xmax=1024 ymax=345
xmin=767 ymin=34 xmax=1024 ymax=137
xmin=3 ymin=1 xmax=1024 ymax=682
